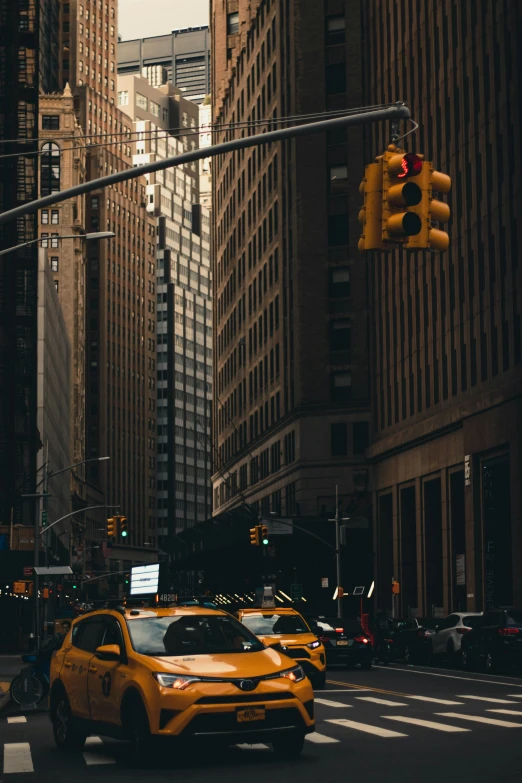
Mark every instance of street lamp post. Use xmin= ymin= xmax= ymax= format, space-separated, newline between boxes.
xmin=0 ymin=231 xmax=115 ymax=257
xmin=23 ymin=455 xmax=111 ymax=650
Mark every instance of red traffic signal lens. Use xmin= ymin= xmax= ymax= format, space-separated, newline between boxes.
xmin=397 ymin=153 xmax=423 ymax=179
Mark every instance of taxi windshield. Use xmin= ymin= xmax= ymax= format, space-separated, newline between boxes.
xmin=127 ymin=614 xmax=265 ymax=657
xmin=241 ymin=612 xmax=310 ymax=636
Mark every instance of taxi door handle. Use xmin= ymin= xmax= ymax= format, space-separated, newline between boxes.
xmin=88 ymin=666 xmax=98 ymax=673
xmin=64 ymin=661 xmax=72 ymax=668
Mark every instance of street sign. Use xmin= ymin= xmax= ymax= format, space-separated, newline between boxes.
xmin=290 ymin=583 xmax=302 ymax=601
xmin=34 ymin=566 xmax=73 ymax=575
xmin=261 ymin=517 xmax=293 ymax=536
xmin=321 ymin=577 xmax=329 ymax=588
xmin=456 ymin=554 xmax=466 ymax=585
xmin=353 ymin=585 xmax=365 ymax=596
xmin=23 ymin=566 xmax=33 ymax=577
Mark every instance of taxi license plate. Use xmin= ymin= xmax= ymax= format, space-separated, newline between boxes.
xmin=237 ymin=707 xmax=266 ymax=723
xmin=336 ymin=640 xmax=350 ymax=646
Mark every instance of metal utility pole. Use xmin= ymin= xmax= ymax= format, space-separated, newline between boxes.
xmin=335 ymin=486 xmax=342 ymax=619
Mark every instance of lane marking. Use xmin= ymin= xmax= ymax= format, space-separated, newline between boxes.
xmin=437 ymin=712 xmax=522 ymax=728
xmin=326 ymin=718 xmax=407 ymax=738
xmin=356 ymin=697 xmax=408 ymax=707
xmin=407 ymin=696 xmax=463 ymax=705
xmin=488 ymin=709 xmax=522 ymax=716
xmin=383 ymin=715 xmax=470 ymax=733
xmin=306 ymin=732 xmax=340 ymax=744
xmin=457 ymin=695 xmax=517 ymax=704
xmin=83 ymin=736 xmax=116 ymax=766
xmin=373 ymin=666 xmax=522 ymax=688
xmin=327 ymin=679 xmax=414 ymax=697
xmin=315 ymin=698 xmax=353 ymax=708
xmin=3 ymin=742 xmax=34 ymax=774
xmin=322 ymin=688 xmax=373 ymax=693
xmin=508 ymin=694 xmax=522 ymax=698
xmin=237 ymin=743 xmax=269 ymax=750
xmin=7 ymin=716 xmax=27 ymax=724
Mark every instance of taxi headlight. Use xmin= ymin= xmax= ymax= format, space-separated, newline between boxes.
xmin=307 ymin=640 xmax=321 ymax=649
xmin=153 ymin=673 xmax=201 ymax=690
xmin=280 ymin=665 xmax=305 ymax=683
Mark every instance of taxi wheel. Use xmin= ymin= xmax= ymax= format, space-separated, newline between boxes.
xmin=52 ymin=693 xmax=87 ymax=752
xmin=128 ymin=700 xmax=154 ymax=764
xmin=272 ymin=732 xmax=305 ymax=759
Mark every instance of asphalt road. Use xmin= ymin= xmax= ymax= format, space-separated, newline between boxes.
xmin=2 ymin=663 xmax=522 ymax=783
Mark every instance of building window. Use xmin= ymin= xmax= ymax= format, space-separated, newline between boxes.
xmin=328 ymin=214 xmax=349 ymax=246
xmin=353 ymin=422 xmax=369 ymax=455
xmin=50 ymin=233 xmax=59 ymax=248
xmin=330 ymin=319 xmax=351 ymax=352
xmin=91 ymin=196 xmax=99 ymax=209
xmin=40 ymin=233 xmax=49 ymax=248
xmin=42 ymin=115 xmax=59 ymax=130
xmin=40 ymin=143 xmax=61 ymax=196
xmin=50 ymin=257 xmax=59 ymax=272
xmin=136 ymin=93 xmax=148 ymax=111
xmin=149 ymin=100 xmax=160 ymax=118
xmin=329 ymin=164 xmax=348 ymax=191
xmin=331 ymin=423 xmax=348 ymax=456
xmin=41 ymin=210 xmax=49 ymax=224
xmin=332 ymin=372 xmax=352 ymax=402
xmin=51 ymin=209 xmax=59 ymax=224
xmin=326 ymin=63 xmax=346 ymax=94
xmin=54 ymin=281 xmax=59 ymax=293
xmin=330 ymin=267 xmax=350 ymax=298
xmin=326 ymin=15 xmax=346 ymax=44
xmin=227 ymin=11 xmax=239 ymax=35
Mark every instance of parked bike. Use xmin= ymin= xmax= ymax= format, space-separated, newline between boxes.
xmin=10 ymin=637 xmax=63 ymax=706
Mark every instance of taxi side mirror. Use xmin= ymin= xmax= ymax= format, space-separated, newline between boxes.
xmin=95 ymin=644 xmax=121 ymax=662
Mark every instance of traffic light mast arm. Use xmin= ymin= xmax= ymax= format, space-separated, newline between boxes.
xmin=259 ymin=517 xmax=337 ymax=552
xmin=41 ymin=505 xmax=120 ymax=535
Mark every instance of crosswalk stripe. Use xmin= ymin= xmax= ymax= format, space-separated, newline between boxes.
xmin=322 ymin=689 xmax=373 ymax=693
xmin=488 ymin=709 xmax=522 ymax=716
xmin=7 ymin=716 xmax=27 ymax=724
xmin=3 ymin=742 xmax=34 ymax=774
xmin=356 ymin=697 xmax=408 ymax=707
xmin=456 ymin=695 xmax=517 ymax=704
xmin=507 ymin=694 xmax=522 ymax=698
xmin=383 ymin=716 xmax=470 ymax=733
xmin=83 ymin=736 xmax=116 ymax=766
xmin=406 ymin=695 xmax=463 ymax=705
xmin=326 ymin=718 xmax=407 ymax=738
xmin=236 ymin=743 xmax=269 ymax=750
xmin=306 ymin=732 xmax=340 ymax=744
xmin=437 ymin=712 xmax=522 ymax=728
xmin=315 ymin=698 xmax=352 ymax=708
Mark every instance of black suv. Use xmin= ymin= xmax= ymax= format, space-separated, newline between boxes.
xmin=461 ymin=609 xmax=522 ymax=674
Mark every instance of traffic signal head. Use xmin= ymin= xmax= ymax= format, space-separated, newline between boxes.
xmin=249 ymin=526 xmax=260 ymax=546
xmin=107 ymin=517 xmax=116 ymax=538
xmin=404 ymin=163 xmax=451 ymax=251
xmin=261 ymin=525 xmax=269 ymax=545
xmin=382 ymin=145 xmax=424 ymax=243
xmin=119 ymin=516 xmax=128 ymax=537
xmin=358 ymin=161 xmax=385 ymax=251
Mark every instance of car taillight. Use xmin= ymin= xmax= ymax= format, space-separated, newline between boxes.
xmin=498 ymin=627 xmax=520 ymax=636
xmin=456 ymin=628 xmax=470 ymax=634
xmin=384 ymin=638 xmax=394 ymax=644
xmin=335 ymin=628 xmax=344 ymax=633
xmin=354 ymin=635 xmax=369 ymax=644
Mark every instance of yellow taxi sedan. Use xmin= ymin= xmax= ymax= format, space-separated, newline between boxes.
xmin=49 ymin=605 xmax=314 ymax=763
xmin=235 ymin=607 xmax=327 ymax=689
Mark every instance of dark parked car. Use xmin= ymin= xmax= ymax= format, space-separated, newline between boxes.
xmin=309 ymin=617 xmax=373 ymax=670
xmin=387 ymin=618 xmax=437 ymax=664
xmin=461 ymin=609 xmax=522 ymax=674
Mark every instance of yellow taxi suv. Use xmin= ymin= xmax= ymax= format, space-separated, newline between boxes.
xmin=235 ymin=607 xmax=327 ymax=689
xmin=49 ymin=605 xmax=314 ymax=762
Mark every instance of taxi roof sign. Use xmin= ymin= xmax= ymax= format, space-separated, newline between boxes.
xmin=254 ymin=586 xmax=275 ymax=608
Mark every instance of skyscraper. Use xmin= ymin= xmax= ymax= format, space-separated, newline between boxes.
xmin=210 ymin=1 xmax=371 ymax=534
xmin=363 ymin=0 xmax=522 ymax=614
xmin=118 ymin=73 xmax=213 ymax=552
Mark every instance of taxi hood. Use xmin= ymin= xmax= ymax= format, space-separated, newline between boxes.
xmin=143 ymin=645 xmax=293 ymax=677
xmin=260 ymin=633 xmax=318 ymax=648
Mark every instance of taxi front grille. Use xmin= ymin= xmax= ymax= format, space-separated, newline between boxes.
xmin=185 ymin=707 xmax=305 ymax=736
xmin=196 ymin=692 xmax=295 ymax=705
xmin=282 ymin=647 xmax=310 ymax=660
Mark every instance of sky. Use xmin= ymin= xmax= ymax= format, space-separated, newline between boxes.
xmin=119 ymin=0 xmax=209 ymax=41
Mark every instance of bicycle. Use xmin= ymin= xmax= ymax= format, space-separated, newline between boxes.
xmin=10 ymin=637 xmax=63 ymax=706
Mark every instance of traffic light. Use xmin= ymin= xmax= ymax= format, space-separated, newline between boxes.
xmin=381 ymin=145 xmax=424 ymax=244
xmin=125 ymin=573 xmax=130 ymax=585
xmin=119 ymin=516 xmax=128 ymax=538
xmin=358 ymin=161 xmax=385 ymax=251
xmin=261 ymin=525 xmax=269 ymax=545
xmin=249 ymin=525 xmax=260 ymax=546
xmin=107 ymin=516 xmax=116 ymax=538
xmin=403 ymin=160 xmax=451 ymax=251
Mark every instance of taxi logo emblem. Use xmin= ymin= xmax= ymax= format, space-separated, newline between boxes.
xmin=239 ymin=679 xmax=256 ymax=691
